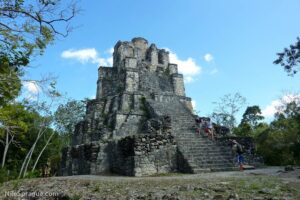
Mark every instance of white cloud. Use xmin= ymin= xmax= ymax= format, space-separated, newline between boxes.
xmin=204 ymin=53 xmax=214 ymax=62
xmin=210 ymin=68 xmax=218 ymax=75
xmin=61 ymin=48 xmax=113 ymax=66
xmin=106 ymin=47 xmax=114 ymax=54
xmin=23 ymin=81 xmax=40 ymax=94
xmin=262 ymin=93 xmax=300 ymax=117
xmin=185 ymin=77 xmax=194 ymax=83
xmin=167 ymin=48 xmax=201 ymax=83
xmin=262 ymin=100 xmax=281 ymax=118
xmin=22 ymin=81 xmax=40 ymax=100
xmin=191 ymin=100 xmax=197 ymax=110
xmin=61 ymin=48 xmax=97 ymax=63
xmin=107 ymin=57 xmax=113 ymax=66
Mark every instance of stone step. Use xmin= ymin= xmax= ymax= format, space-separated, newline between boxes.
xmin=190 ymin=157 xmax=233 ymax=162
xmin=193 ymin=159 xmax=233 ymax=164
xmin=175 ymin=135 xmax=205 ymax=138
xmin=183 ymin=150 xmax=230 ymax=154
xmin=183 ymin=152 xmax=232 ymax=157
xmin=178 ymin=144 xmax=221 ymax=148
xmin=173 ymin=124 xmax=195 ymax=128
xmin=172 ymin=118 xmax=195 ymax=121
xmin=174 ymin=125 xmax=196 ymax=128
xmin=182 ymin=149 xmax=232 ymax=154
xmin=173 ymin=126 xmax=196 ymax=130
xmin=191 ymin=166 xmax=237 ymax=173
xmin=180 ymin=151 xmax=232 ymax=157
xmin=182 ymin=154 xmax=232 ymax=160
xmin=191 ymin=160 xmax=233 ymax=165
xmin=183 ymin=153 xmax=233 ymax=160
xmin=177 ymin=142 xmax=220 ymax=146
xmin=187 ymin=146 xmax=230 ymax=149
xmin=172 ymin=118 xmax=194 ymax=121
xmin=177 ymin=140 xmax=225 ymax=145
xmin=176 ymin=136 xmax=215 ymax=139
xmin=172 ymin=119 xmax=194 ymax=122
xmin=176 ymin=139 xmax=221 ymax=144
xmin=190 ymin=159 xmax=233 ymax=164
xmin=176 ymin=138 xmax=214 ymax=142
xmin=173 ymin=123 xmax=194 ymax=126
xmin=197 ymin=164 xmax=234 ymax=169
xmin=148 ymin=99 xmax=236 ymax=172
xmin=181 ymin=146 xmax=230 ymax=150
xmin=185 ymin=156 xmax=233 ymax=163
xmin=188 ymin=157 xmax=233 ymax=164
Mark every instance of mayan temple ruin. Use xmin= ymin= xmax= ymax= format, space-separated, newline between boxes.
xmin=61 ymin=37 xmax=256 ymax=176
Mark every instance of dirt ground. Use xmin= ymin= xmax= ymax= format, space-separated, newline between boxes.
xmin=55 ymin=166 xmax=300 ymax=183
xmin=0 ymin=166 xmax=299 ymax=200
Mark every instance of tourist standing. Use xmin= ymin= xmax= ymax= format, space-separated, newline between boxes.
xmin=205 ymin=118 xmax=214 ymax=140
xmin=232 ymin=140 xmax=244 ymax=171
xmin=195 ymin=116 xmax=202 ymax=136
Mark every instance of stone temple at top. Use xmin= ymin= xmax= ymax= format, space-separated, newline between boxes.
xmin=61 ymin=37 xmax=241 ymax=176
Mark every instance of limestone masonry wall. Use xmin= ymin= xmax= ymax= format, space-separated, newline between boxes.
xmin=110 ymin=133 xmax=177 ymax=176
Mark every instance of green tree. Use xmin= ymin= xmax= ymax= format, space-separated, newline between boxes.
xmin=234 ymin=105 xmax=264 ymax=136
xmin=256 ymin=100 xmax=300 ymax=165
xmin=274 ymin=37 xmax=300 ymax=76
xmin=0 ymin=103 xmax=29 ymax=168
xmin=0 ymin=99 xmax=67 ymax=181
xmin=0 ymin=60 xmax=21 ymax=106
xmin=54 ymin=99 xmax=85 ymax=145
xmin=18 ymin=87 xmax=62 ymax=178
xmin=0 ymin=0 xmax=79 ymax=106
xmin=233 ymin=122 xmax=252 ymax=137
xmin=0 ymin=0 xmax=78 ymax=65
xmin=241 ymin=105 xmax=264 ymax=128
xmin=211 ymin=92 xmax=246 ymax=130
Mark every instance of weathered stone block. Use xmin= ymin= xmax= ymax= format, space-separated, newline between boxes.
xmin=125 ymin=71 xmax=139 ymax=92
xmin=124 ymin=57 xmax=137 ymax=69
xmin=131 ymin=37 xmax=148 ymax=61
xmin=120 ymin=93 xmax=132 ymax=112
xmin=168 ymin=63 xmax=178 ymax=74
xmin=115 ymin=114 xmax=127 ymax=129
xmin=179 ymin=97 xmax=194 ymax=112
xmin=158 ymin=49 xmax=169 ymax=67
xmin=147 ymin=44 xmax=158 ymax=71
xmin=132 ymin=37 xmax=148 ymax=50
xmin=114 ymin=41 xmax=134 ymax=68
xmin=172 ymin=74 xmax=185 ymax=96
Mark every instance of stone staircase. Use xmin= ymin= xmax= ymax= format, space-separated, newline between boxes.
xmin=147 ymin=98 xmax=236 ymax=173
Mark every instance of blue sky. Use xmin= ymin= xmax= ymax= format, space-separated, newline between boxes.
xmin=23 ymin=0 xmax=300 ymax=122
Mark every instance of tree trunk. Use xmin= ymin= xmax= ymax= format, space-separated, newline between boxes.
xmin=18 ymin=147 xmax=32 ymax=178
xmin=31 ymin=132 xmax=54 ymax=172
xmin=23 ymin=143 xmax=35 ymax=177
xmin=22 ymin=126 xmax=48 ymax=178
xmin=1 ymin=131 xmax=14 ymax=168
xmin=19 ymin=131 xmax=42 ymax=178
xmin=19 ymin=100 xmax=55 ymax=178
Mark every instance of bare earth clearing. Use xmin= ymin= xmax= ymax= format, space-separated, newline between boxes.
xmin=0 ymin=167 xmax=299 ymax=200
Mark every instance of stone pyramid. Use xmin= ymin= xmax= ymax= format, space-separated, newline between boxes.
xmin=61 ymin=37 xmax=237 ymax=176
